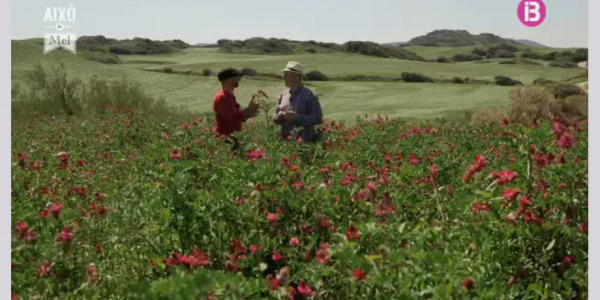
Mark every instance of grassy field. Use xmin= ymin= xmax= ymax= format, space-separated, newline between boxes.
xmin=11 ymin=39 xmax=586 ymax=121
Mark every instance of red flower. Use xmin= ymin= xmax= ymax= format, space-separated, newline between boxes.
xmin=267 ymin=212 xmax=279 ymax=225
xmin=408 ymin=153 xmax=420 ymax=165
xmin=556 ymin=133 xmax=576 ymax=148
xmin=247 ymin=148 xmax=266 ymax=162
xmin=502 ymin=189 xmax=521 ymax=203
xmin=95 ymin=192 xmax=106 ymax=201
xmin=564 ymin=256 xmax=574 ymax=268
xmin=297 ymin=280 xmax=314 ymax=298
xmin=181 ymin=122 xmax=191 ymax=130
xmin=345 ymin=225 xmax=360 ymax=241
xmin=51 ymin=202 xmax=64 ymax=219
xmin=289 ymin=237 xmax=300 ymax=247
xmin=170 ymin=149 xmax=182 ymax=160
xmin=463 ymin=155 xmax=487 ymax=183
xmin=300 ymin=224 xmax=315 ymax=234
xmin=271 ymin=251 xmax=285 ymax=263
xmin=519 ymin=197 xmax=531 ymax=207
xmin=367 ymin=181 xmax=377 ymax=194
xmin=472 ymin=202 xmax=490 ymax=213
xmin=351 ymin=268 xmax=367 ymax=282
xmin=15 ymin=221 xmax=35 ymax=241
xmin=57 ymin=226 xmax=73 ymax=244
xmin=462 ymin=278 xmax=475 ymax=290
xmin=316 ymin=242 xmax=330 ymax=264
xmin=491 ymin=170 xmax=518 ymax=185
xmin=250 ymin=244 xmax=260 ymax=255
xmin=36 ymin=261 xmax=51 ymax=277
xmin=293 ymin=180 xmax=304 ymax=190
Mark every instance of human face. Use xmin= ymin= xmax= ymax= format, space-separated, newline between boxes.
xmin=284 ymin=71 xmax=300 ymax=87
xmin=231 ymin=75 xmax=242 ymax=89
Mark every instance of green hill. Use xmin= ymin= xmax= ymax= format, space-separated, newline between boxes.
xmin=404 ymin=30 xmax=511 ymax=47
xmin=216 ymin=37 xmax=424 ymax=60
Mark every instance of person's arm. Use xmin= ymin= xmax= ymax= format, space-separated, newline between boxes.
xmin=273 ymin=93 xmax=284 ymax=124
xmin=293 ymin=93 xmax=323 ymax=127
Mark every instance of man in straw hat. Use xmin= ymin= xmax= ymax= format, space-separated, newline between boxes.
xmin=213 ymin=68 xmax=259 ymax=150
xmin=274 ymin=61 xmax=323 ymax=143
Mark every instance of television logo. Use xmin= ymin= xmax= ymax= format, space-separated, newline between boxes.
xmin=518 ymin=0 xmax=546 ymax=27
xmin=43 ymin=4 xmax=77 ymax=54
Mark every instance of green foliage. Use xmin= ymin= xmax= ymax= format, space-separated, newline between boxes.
xmin=11 ymin=62 xmax=187 ymax=120
xmin=401 ymin=72 xmax=434 ymax=83
xmin=304 ymin=70 xmax=329 ymax=81
xmin=495 ymin=76 xmax=523 ymax=86
xmin=343 ymin=41 xmax=425 ymax=60
xmin=11 ymin=112 xmax=588 ymax=299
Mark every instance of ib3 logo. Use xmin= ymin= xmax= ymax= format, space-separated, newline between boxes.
xmin=43 ymin=4 xmax=77 ymax=54
xmin=517 ymin=0 xmax=546 ymax=27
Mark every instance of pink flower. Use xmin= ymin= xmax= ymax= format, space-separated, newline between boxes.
xmin=502 ymin=189 xmax=521 ymax=203
xmin=316 ymin=242 xmax=330 ymax=264
xmin=170 ymin=149 xmax=182 ymax=160
xmin=250 ymin=244 xmax=260 ymax=255
xmin=472 ymin=202 xmax=490 ymax=213
xmin=39 ymin=209 xmax=50 ymax=219
xmin=297 ymin=280 xmax=314 ymax=297
xmin=51 ymin=202 xmax=63 ymax=219
xmin=247 ymin=148 xmax=266 ymax=162
xmin=491 ymin=170 xmax=518 ymax=185
xmin=367 ymin=181 xmax=377 ymax=194
xmin=271 ymin=251 xmax=285 ymax=263
xmin=36 ymin=261 xmax=51 ymax=277
xmin=408 ymin=153 xmax=420 ymax=165
xmin=57 ymin=226 xmax=73 ymax=244
xmin=267 ymin=212 xmax=279 ymax=225
xmin=95 ymin=192 xmax=106 ymax=201
xmin=289 ymin=237 xmax=300 ymax=247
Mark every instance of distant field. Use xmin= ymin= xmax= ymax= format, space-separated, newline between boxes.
xmin=124 ymin=48 xmax=584 ymax=84
xmin=11 ymin=39 xmax=585 ymax=121
xmin=402 ymin=46 xmax=477 ymax=60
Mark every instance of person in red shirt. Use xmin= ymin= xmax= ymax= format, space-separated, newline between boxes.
xmin=213 ymin=68 xmax=259 ymax=149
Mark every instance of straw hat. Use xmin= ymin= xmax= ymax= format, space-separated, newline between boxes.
xmin=281 ymin=61 xmax=303 ymax=75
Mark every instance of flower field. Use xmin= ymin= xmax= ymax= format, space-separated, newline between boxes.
xmin=11 ymin=112 xmax=588 ymax=299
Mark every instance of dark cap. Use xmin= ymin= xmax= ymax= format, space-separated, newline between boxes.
xmin=217 ymin=68 xmax=243 ymax=82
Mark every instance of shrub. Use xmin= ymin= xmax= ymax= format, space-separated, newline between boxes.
xmin=452 ymin=54 xmax=482 ymax=62
xmin=241 ymin=68 xmax=257 ymax=76
xmin=452 ymin=77 xmax=464 ymax=84
xmin=532 ymin=78 xmax=556 ymax=86
xmin=307 ymin=48 xmax=317 ymax=53
xmin=202 ymin=68 xmax=213 ymax=76
xmin=499 ymin=59 xmax=541 ymax=66
xmin=549 ymin=61 xmax=577 ymax=68
xmin=12 ymin=62 xmax=186 ymax=121
xmin=401 ymin=72 xmax=434 ymax=83
xmin=471 ymin=48 xmax=487 ymax=56
xmin=304 ymin=70 xmax=329 ymax=81
xmin=547 ymin=84 xmax=584 ymax=99
xmin=507 ymin=87 xmax=554 ymax=123
xmin=494 ymin=76 xmax=522 ymax=86
xmin=163 ymin=67 xmax=173 ymax=73
xmin=436 ymin=56 xmax=448 ymax=63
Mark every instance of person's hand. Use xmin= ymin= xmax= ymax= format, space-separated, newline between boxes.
xmin=243 ymin=106 xmax=259 ymax=119
xmin=248 ymin=98 xmax=260 ymax=111
xmin=279 ymin=111 xmax=296 ymax=123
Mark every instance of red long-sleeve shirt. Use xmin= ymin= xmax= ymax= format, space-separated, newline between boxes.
xmin=213 ymin=90 xmax=245 ymax=136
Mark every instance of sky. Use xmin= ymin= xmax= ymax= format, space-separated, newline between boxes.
xmin=11 ymin=0 xmax=588 ymax=48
